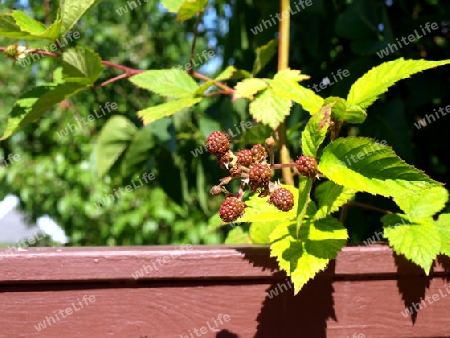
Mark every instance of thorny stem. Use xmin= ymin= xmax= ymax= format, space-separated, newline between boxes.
xmin=277 ymin=0 xmax=294 ymax=185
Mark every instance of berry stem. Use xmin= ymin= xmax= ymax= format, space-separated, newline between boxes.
xmin=271 ymin=163 xmax=296 ymax=169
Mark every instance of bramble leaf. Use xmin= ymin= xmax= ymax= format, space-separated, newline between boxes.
xmin=270 ymin=217 xmax=348 ymax=294
xmin=323 ymin=96 xmax=367 ymax=124
xmin=268 ymin=79 xmax=324 ymax=115
xmin=237 ymin=185 xmax=298 ymax=224
xmin=178 ymin=0 xmax=208 ymax=21
xmin=249 ymin=88 xmax=292 ymax=129
xmin=234 ymin=78 xmax=268 ymax=100
xmin=274 ymin=69 xmax=310 ymax=82
xmin=396 ymin=186 xmax=448 ymax=220
xmin=11 ymin=10 xmax=46 ymax=35
xmin=62 ymin=47 xmax=102 ymax=84
xmin=0 ymin=14 xmax=38 ymax=39
xmin=225 ymin=226 xmax=251 ymax=244
xmin=347 ymin=58 xmax=450 ymax=109
xmin=130 ymin=69 xmax=199 ymax=98
xmin=314 ymin=181 xmax=355 ymax=220
xmin=253 ymin=39 xmax=277 ymax=76
xmin=61 ymin=0 xmax=102 ymax=35
xmin=301 ymin=103 xmax=332 ymax=157
xmin=161 ymin=0 xmax=185 ymax=12
xmin=96 ymin=116 xmax=138 ymax=178
xmin=137 ymin=98 xmax=202 ymax=125
xmin=318 ymin=137 xmax=440 ymax=204
xmin=435 ymin=214 xmax=450 ymax=257
xmin=382 ymin=214 xmax=441 ymax=274
xmin=1 ymin=82 xmax=87 ymax=140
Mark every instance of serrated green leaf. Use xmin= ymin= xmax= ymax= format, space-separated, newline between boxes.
xmin=161 ymin=0 xmax=185 ymax=12
xmin=347 ymin=58 xmax=450 ymax=109
xmin=319 ymin=137 xmax=440 ymax=203
xmin=130 ymin=69 xmax=199 ymax=98
xmin=137 ymin=98 xmax=201 ymax=125
xmin=396 ymin=186 xmax=449 ymax=220
xmin=11 ymin=10 xmax=46 ymax=35
xmin=234 ymin=78 xmax=268 ymax=100
xmin=314 ymin=181 xmax=355 ymax=220
xmin=253 ymin=39 xmax=277 ymax=76
xmin=60 ymin=0 xmax=102 ymax=35
xmin=96 ymin=116 xmax=138 ymax=178
xmin=301 ymin=103 xmax=332 ymax=157
xmin=249 ymin=222 xmax=279 ymax=244
xmin=238 ymin=185 xmax=298 ymax=223
xmin=268 ymin=79 xmax=324 ymax=115
xmin=274 ymin=69 xmax=310 ymax=82
xmin=215 ymin=65 xmax=237 ymax=81
xmin=225 ymin=226 xmax=251 ymax=244
xmin=0 ymin=14 xmax=36 ymax=39
xmin=435 ymin=214 xmax=450 ymax=256
xmin=1 ymin=82 xmax=87 ymax=140
xmin=62 ymin=47 xmax=102 ymax=84
xmin=121 ymin=127 xmax=155 ymax=179
xmin=324 ymin=96 xmax=367 ymax=124
xmin=37 ymin=19 xmax=62 ymax=40
xmin=383 ymin=214 xmax=441 ymax=274
xmin=249 ymin=88 xmax=291 ymax=129
xmin=177 ymin=0 xmax=208 ymax=21
xmin=270 ymin=217 xmax=347 ymax=294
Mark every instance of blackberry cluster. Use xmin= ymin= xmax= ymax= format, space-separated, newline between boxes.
xmin=206 ymin=131 xmax=319 ymax=223
xmin=295 ymin=155 xmax=318 ymax=178
xmin=269 ymin=188 xmax=294 ymax=212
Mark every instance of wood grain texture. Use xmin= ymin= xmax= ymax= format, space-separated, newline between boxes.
xmin=0 ymin=244 xmax=450 ymax=337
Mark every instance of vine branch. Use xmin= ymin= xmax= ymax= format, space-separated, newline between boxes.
xmin=0 ymin=47 xmax=235 ymax=95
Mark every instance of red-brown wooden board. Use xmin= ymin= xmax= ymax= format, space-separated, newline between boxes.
xmin=1 ymin=244 xmax=450 ymax=337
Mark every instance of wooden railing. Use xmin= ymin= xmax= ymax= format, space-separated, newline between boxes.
xmin=1 ymin=244 xmax=450 ymax=337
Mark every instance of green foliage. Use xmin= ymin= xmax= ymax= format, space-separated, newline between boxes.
xmin=347 ymin=58 xmax=450 ymax=109
xmin=1 ymin=0 xmax=450 ymax=296
xmin=301 ymin=103 xmax=332 ymax=157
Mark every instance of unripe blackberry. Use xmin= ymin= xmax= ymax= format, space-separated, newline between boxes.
xmin=236 ymin=149 xmax=253 ymax=167
xmin=249 ymin=163 xmax=272 ymax=191
xmin=206 ymin=131 xmax=230 ymax=156
xmin=210 ymin=185 xmax=222 ymax=196
xmin=217 ymin=151 xmax=231 ymax=167
xmin=251 ymin=144 xmax=268 ymax=164
xmin=269 ymin=188 xmax=294 ymax=211
xmin=219 ymin=197 xmax=246 ymax=222
xmin=265 ymin=136 xmax=275 ymax=148
xmin=229 ymin=163 xmax=242 ymax=178
xmin=295 ymin=155 xmax=318 ymax=178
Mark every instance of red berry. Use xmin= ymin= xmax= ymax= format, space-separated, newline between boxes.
xmin=219 ymin=197 xmax=246 ymax=222
xmin=206 ymin=131 xmax=230 ymax=156
xmin=269 ymin=188 xmax=294 ymax=211
xmin=295 ymin=155 xmax=318 ymax=178
xmin=236 ymin=149 xmax=253 ymax=167
xmin=251 ymin=144 xmax=268 ymax=164
xmin=248 ymin=163 xmax=272 ymax=192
